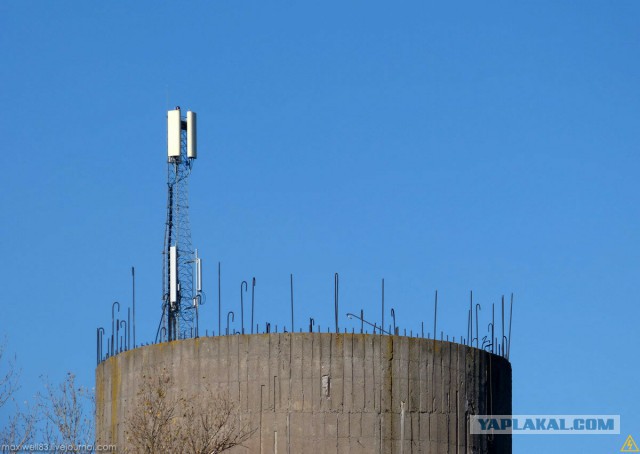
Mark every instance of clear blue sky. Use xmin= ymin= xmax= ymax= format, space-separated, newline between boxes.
xmin=1 ymin=2 xmax=638 ymax=452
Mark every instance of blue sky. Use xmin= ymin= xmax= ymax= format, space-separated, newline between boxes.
xmin=1 ymin=1 xmax=638 ymax=452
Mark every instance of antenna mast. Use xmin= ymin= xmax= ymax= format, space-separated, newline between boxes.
xmin=160 ymin=107 xmax=202 ymax=341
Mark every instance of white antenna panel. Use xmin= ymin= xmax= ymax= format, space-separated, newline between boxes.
xmin=167 ymin=109 xmax=181 ymax=158
xmin=187 ymin=111 xmax=197 ymax=159
xmin=196 ymin=257 xmax=202 ymax=292
xmin=169 ymin=246 xmax=178 ymax=304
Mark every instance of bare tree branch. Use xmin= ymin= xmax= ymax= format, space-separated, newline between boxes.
xmin=0 ymin=400 xmax=37 ymax=454
xmin=124 ymin=372 xmax=182 ymax=454
xmin=0 ymin=344 xmax=18 ymax=410
xmin=0 ymin=342 xmax=37 ymax=454
xmin=38 ymin=372 xmax=95 ymax=449
xmin=180 ymin=387 xmax=255 ymax=454
xmin=125 ymin=372 xmax=254 ymax=454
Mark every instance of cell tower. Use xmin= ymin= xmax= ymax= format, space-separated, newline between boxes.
xmin=159 ymin=107 xmax=203 ymax=342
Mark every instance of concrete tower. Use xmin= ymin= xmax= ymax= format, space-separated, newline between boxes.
xmin=95 ymin=110 xmax=512 ymax=453
xmin=96 ymin=333 xmax=511 ymax=452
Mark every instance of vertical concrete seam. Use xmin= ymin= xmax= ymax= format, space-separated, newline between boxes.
xmin=335 ymin=413 xmax=339 ymax=454
xmin=329 ymin=334 xmax=333 ymax=412
xmin=268 ymin=333 xmax=273 ymax=412
xmin=378 ymin=334 xmax=382 ymax=454
xmin=301 ymin=334 xmax=305 ymax=411
xmin=417 ymin=339 xmax=422 ymax=452
xmin=362 ymin=335 xmax=366 ymax=412
xmin=288 ymin=333 xmax=292 ymax=440
xmin=455 ymin=343 xmax=459 ymax=454
xmin=312 ymin=334 xmax=315 ymax=412
xmin=406 ymin=338 xmax=411 ymax=452
xmin=350 ymin=334 xmax=354 ymax=415
xmin=448 ymin=342 xmax=452 ymax=452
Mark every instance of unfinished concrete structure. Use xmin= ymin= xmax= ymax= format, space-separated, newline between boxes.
xmin=96 ymin=332 xmax=511 ymax=453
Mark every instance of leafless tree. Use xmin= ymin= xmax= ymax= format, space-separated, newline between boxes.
xmin=0 ymin=342 xmax=37 ymax=454
xmin=124 ymin=372 xmax=254 ymax=454
xmin=0 ymin=403 xmax=38 ymax=454
xmin=179 ymin=386 xmax=255 ymax=454
xmin=38 ymin=372 xmax=95 ymax=450
xmin=0 ymin=344 xmax=17 ymax=409
xmin=123 ymin=373 xmax=181 ymax=453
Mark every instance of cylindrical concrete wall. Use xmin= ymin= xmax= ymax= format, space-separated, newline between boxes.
xmin=96 ymin=333 xmax=511 ymax=453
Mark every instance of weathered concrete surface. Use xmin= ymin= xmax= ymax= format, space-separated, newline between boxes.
xmin=96 ymin=333 xmax=511 ymax=453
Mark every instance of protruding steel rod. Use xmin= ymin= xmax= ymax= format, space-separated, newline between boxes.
xmin=334 ymin=273 xmax=339 ymax=333
xmin=467 ymin=309 xmax=471 ymax=347
xmin=111 ymin=301 xmax=120 ymax=356
xmin=96 ymin=327 xmax=105 ymax=365
xmin=127 ymin=308 xmax=131 ymax=351
xmin=226 ymin=311 xmax=235 ymax=335
xmin=120 ymin=327 xmax=125 ymax=352
xmin=474 ymin=303 xmax=481 ymax=348
xmin=501 ymin=295 xmax=505 ymax=357
xmin=482 ymin=335 xmax=490 ymax=350
xmin=391 ymin=308 xmax=396 ymax=335
xmin=115 ymin=317 xmax=120 ymax=354
xmin=120 ymin=320 xmax=127 ymax=351
xmin=240 ymin=281 xmax=248 ymax=334
xmin=100 ymin=327 xmax=105 ymax=360
xmin=347 ymin=313 xmax=391 ymax=335
xmin=491 ymin=303 xmax=495 ymax=354
xmin=194 ymin=294 xmax=200 ymax=338
xmin=251 ymin=277 xmax=256 ymax=334
xmin=309 ymin=317 xmax=315 ymax=333
xmin=508 ymin=293 xmax=513 ymax=359
xmin=290 ymin=274 xmax=294 ymax=333
xmin=469 ymin=291 xmax=473 ymax=348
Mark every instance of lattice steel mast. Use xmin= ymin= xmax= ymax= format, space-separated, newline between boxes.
xmin=158 ymin=107 xmax=202 ymax=341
